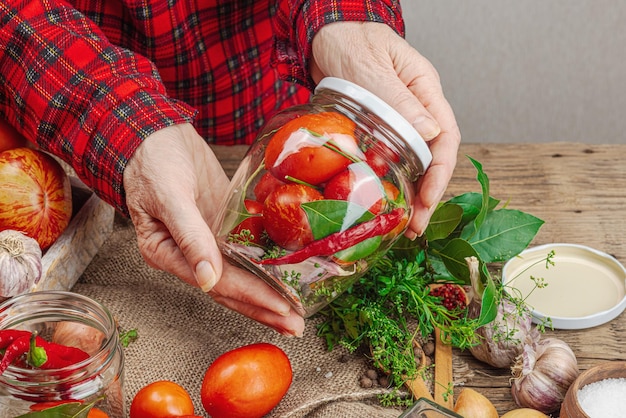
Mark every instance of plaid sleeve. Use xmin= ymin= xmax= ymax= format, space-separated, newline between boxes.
xmin=0 ymin=0 xmax=196 ymax=216
xmin=272 ymin=0 xmax=405 ymax=88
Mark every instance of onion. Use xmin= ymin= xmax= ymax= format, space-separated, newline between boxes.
xmin=0 ymin=229 xmax=42 ymax=300
xmin=501 ymin=408 xmax=549 ymax=418
xmin=52 ymin=321 xmax=106 ymax=356
xmin=453 ymin=388 xmax=498 ymax=418
xmin=466 ymin=256 xmax=540 ymax=368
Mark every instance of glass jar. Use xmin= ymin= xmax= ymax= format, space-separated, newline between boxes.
xmin=0 ymin=291 xmax=125 ymax=417
xmin=214 ymin=77 xmax=432 ymax=317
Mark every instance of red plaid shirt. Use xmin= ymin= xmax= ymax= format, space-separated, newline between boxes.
xmin=0 ymin=0 xmax=404 ymax=215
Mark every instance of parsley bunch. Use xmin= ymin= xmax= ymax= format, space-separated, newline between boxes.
xmin=317 ymin=246 xmax=480 ymax=393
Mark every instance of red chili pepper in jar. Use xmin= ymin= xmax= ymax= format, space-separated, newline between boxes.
xmin=0 ymin=330 xmax=89 ymax=375
xmin=260 ymin=207 xmax=405 ymax=265
xmin=0 ymin=332 xmax=47 ymax=373
xmin=0 ymin=329 xmax=31 ymax=349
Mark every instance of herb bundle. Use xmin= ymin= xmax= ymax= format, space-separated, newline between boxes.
xmin=316 ymin=157 xmax=545 ymax=396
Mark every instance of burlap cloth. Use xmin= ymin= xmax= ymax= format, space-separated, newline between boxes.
xmin=72 ymin=214 xmax=408 ymax=417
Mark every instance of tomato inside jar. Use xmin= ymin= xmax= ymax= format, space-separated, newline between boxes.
xmin=214 ymin=78 xmax=431 ymax=317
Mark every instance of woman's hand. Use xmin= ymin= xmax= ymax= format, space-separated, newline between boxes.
xmin=311 ymin=21 xmax=461 ymax=237
xmin=123 ymin=124 xmax=305 ymax=336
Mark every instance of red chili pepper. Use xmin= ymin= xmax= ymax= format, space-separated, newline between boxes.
xmin=0 ymin=331 xmax=90 ymax=375
xmin=39 ymin=339 xmax=90 ymax=368
xmin=0 ymin=329 xmax=31 ymax=349
xmin=0 ymin=333 xmax=48 ymax=374
xmin=260 ymin=207 xmax=405 ymax=265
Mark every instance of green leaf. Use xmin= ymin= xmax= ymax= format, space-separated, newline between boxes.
xmin=16 ymin=402 xmax=95 ymax=417
xmin=334 ymin=236 xmax=382 ymax=262
xmin=477 ymin=262 xmax=499 ymax=326
xmin=425 ymin=203 xmax=463 ymax=241
xmin=467 ymin=156 xmax=490 ymax=238
xmin=461 ymin=209 xmax=545 ymax=262
xmin=447 ymin=192 xmax=500 ymax=226
xmin=302 ymin=200 xmax=374 ymax=239
xmin=436 ymin=238 xmax=480 ymax=283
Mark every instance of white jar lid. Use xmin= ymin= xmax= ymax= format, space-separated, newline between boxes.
xmin=314 ymin=77 xmax=433 ymax=174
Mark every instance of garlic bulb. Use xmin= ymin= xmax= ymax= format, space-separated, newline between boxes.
xmin=466 ymin=256 xmax=540 ymax=368
xmin=511 ymin=337 xmax=579 ymax=413
xmin=0 ymin=230 xmax=42 ymax=300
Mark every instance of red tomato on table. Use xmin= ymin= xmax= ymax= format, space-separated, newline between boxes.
xmin=129 ymin=380 xmax=195 ymax=418
xmin=201 ymin=343 xmax=292 ymax=418
xmin=264 ymin=111 xmax=359 ymax=185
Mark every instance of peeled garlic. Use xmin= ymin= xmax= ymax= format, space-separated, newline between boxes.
xmin=0 ymin=230 xmax=42 ymax=300
xmin=453 ymin=388 xmax=498 ymax=418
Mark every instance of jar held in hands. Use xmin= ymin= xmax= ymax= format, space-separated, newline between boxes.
xmin=214 ymin=77 xmax=432 ymax=317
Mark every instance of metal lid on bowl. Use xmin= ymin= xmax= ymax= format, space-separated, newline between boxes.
xmin=314 ymin=77 xmax=433 ymax=175
xmin=502 ymin=243 xmax=626 ymax=330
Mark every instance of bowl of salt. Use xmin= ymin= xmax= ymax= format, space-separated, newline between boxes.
xmin=560 ymin=361 xmax=626 ymax=418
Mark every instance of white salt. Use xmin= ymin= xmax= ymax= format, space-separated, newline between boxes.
xmin=577 ymin=377 xmax=626 ymax=418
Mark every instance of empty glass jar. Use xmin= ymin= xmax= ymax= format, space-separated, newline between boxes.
xmin=214 ymin=77 xmax=432 ymax=317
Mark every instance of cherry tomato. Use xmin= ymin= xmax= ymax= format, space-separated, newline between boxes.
xmin=253 ymin=171 xmax=285 ymax=203
xmin=324 ymin=164 xmax=386 ymax=214
xmin=262 ymin=183 xmax=323 ymax=250
xmin=324 ymin=165 xmax=400 ymax=215
xmin=129 ymin=380 xmax=195 ymax=418
xmin=201 ymin=343 xmax=292 ymax=418
xmin=264 ymin=112 xmax=359 ymax=185
xmin=364 ymin=140 xmax=400 ymax=177
xmin=230 ymin=199 xmax=265 ymax=245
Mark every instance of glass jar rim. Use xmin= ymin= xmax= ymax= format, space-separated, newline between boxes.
xmin=314 ymin=77 xmax=433 ymax=173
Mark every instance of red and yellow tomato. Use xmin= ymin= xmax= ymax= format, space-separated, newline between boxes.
xmin=0 ymin=147 xmax=72 ymax=250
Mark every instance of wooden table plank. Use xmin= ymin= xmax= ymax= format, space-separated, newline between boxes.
xmin=211 ymin=142 xmax=626 ymax=416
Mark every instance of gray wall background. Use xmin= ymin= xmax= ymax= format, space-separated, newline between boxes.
xmin=403 ymin=1 xmax=626 ymax=143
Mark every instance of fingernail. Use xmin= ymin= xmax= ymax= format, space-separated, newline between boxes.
xmin=196 ymin=260 xmax=217 ymax=292
xmin=412 ymin=115 xmax=441 ymax=140
xmin=405 ymin=230 xmax=418 ymax=241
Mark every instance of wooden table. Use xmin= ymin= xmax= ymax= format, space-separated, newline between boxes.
xmin=211 ymin=142 xmax=626 ymax=415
